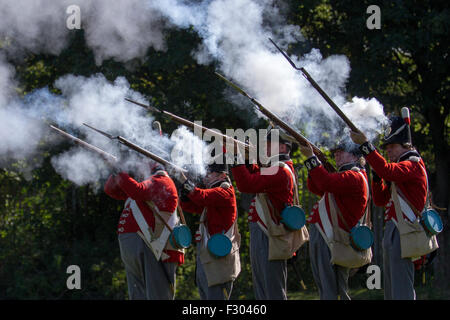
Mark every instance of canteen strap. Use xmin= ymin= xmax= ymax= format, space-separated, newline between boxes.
xmin=416 ymin=163 xmax=445 ymax=211
xmin=417 ymin=162 xmax=433 ymax=211
xmin=146 ymin=200 xmax=174 ymax=232
xmin=391 ymin=184 xmax=410 ymax=229
xmin=357 ymin=171 xmax=371 ymax=227
xmin=177 ymin=204 xmax=187 ymax=225
xmin=396 ymin=187 xmax=422 ymax=218
xmin=328 ymin=193 xmax=351 ymax=232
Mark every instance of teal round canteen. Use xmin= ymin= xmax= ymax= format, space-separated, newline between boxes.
xmin=207 ymin=232 xmax=232 ymax=258
xmin=169 ymin=225 xmax=192 ymax=249
xmin=280 ymin=206 xmax=306 ymax=231
xmin=350 ymin=225 xmax=374 ymax=251
xmin=421 ymin=209 xmax=443 ymax=236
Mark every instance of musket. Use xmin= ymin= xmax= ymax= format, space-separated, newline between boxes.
xmin=82 ymin=123 xmax=188 ymax=177
xmin=215 ymin=72 xmax=336 ymax=173
xmin=49 ymin=125 xmax=118 ymax=165
xmin=269 ymin=38 xmax=361 ymax=134
xmin=125 ymin=98 xmax=255 ymax=153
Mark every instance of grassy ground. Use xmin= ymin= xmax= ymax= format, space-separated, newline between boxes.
xmin=288 ymin=284 xmax=449 ymax=300
xmin=287 ymin=264 xmax=450 ymax=300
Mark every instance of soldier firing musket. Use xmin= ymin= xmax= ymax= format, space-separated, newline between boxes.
xmin=350 ymin=108 xmax=441 ymax=300
xmin=298 ymin=137 xmax=372 ymax=300
xmin=215 ymin=72 xmax=336 ymax=173
xmin=98 ymin=120 xmax=192 ymax=300
xmin=179 ymin=148 xmax=241 ymax=300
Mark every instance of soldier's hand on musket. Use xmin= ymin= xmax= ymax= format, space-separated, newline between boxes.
xmin=350 ymin=130 xmax=368 ymax=145
xmin=180 ymin=179 xmax=195 ymax=201
xmin=298 ymin=142 xmax=314 ymax=158
xmin=172 ymin=170 xmax=188 ymax=184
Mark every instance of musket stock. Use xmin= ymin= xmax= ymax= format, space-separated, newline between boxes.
xmin=215 ymin=72 xmax=336 ymax=172
xmin=269 ymin=38 xmax=361 ymax=134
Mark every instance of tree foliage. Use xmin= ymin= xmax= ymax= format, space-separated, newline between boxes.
xmin=1 ymin=1 xmax=449 ymax=299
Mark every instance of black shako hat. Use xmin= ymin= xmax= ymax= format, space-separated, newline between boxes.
xmin=381 ymin=107 xmax=412 ymax=148
xmin=330 ymin=141 xmax=362 ymax=157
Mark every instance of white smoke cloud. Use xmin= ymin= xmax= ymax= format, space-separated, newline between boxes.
xmin=0 ymin=105 xmax=45 ymax=161
xmin=0 ymin=0 xmax=70 ymax=57
xmin=150 ymin=0 xmax=387 ymax=148
xmin=342 ymin=97 xmax=388 ymax=142
xmin=0 ymin=0 xmax=389 ymax=186
xmin=81 ymin=0 xmax=167 ymax=64
xmin=50 ymin=147 xmax=110 ymax=187
xmin=170 ymin=125 xmax=209 ymax=178
xmin=0 ymin=54 xmax=46 ymax=162
xmin=47 ymin=74 xmax=208 ymax=185
xmin=0 ymin=66 xmax=209 ymax=185
xmin=0 ymin=54 xmax=16 ymax=106
xmin=0 ymin=0 xmax=167 ymax=64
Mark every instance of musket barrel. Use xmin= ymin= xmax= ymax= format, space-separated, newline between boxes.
xmin=269 ymin=38 xmax=361 ymax=134
xmin=50 ymin=125 xmax=118 ymax=163
xmin=249 ymin=96 xmax=335 ymax=172
xmin=215 ymin=73 xmax=336 ymax=172
xmin=125 ymin=98 xmax=255 ymax=152
xmin=82 ymin=123 xmax=189 ymax=175
xmin=299 ymin=68 xmax=360 ymax=133
xmin=116 ymin=136 xmax=187 ymax=173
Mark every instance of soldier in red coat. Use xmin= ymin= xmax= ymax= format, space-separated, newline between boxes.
xmin=104 ymin=162 xmax=184 ymax=300
xmin=299 ymin=141 xmax=369 ymax=300
xmin=178 ymin=155 xmax=240 ymax=300
xmin=231 ymin=126 xmax=306 ymax=300
xmin=350 ymin=111 xmax=431 ymax=300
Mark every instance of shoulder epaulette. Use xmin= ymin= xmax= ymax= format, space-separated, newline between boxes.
xmin=408 ymin=156 xmax=420 ymax=162
xmin=153 ymin=170 xmax=168 ymax=177
xmin=220 ymin=182 xmax=231 ymax=189
xmin=351 ymin=166 xmax=361 ymax=172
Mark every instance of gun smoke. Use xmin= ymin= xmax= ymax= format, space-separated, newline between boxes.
xmin=0 ymin=0 xmax=387 ymax=186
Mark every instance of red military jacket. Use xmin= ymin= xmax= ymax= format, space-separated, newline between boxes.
xmin=231 ymin=156 xmax=295 ymax=226
xmin=307 ymin=163 xmax=369 ymax=233
xmin=104 ymin=171 xmax=184 ymax=265
xmin=180 ymin=181 xmax=237 ymax=236
xmin=368 ymin=149 xmax=427 ymax=222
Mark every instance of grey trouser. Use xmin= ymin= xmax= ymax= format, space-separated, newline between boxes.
xmin=309 ymin=225 xmax=350 ymax=300
xmin=383 ymin=220 xmax=415 ymax=300
xmin=195 ymin=246 xmax=234 ymax=300
xmin=118 ymin=233 xmax=177 ymax=300
xmin=249 ymin=222 xmax=287 ymax=300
